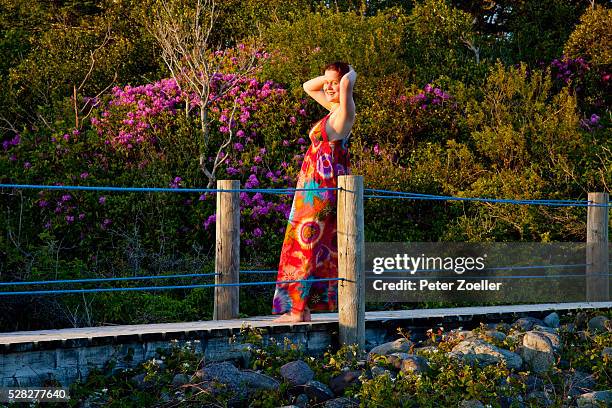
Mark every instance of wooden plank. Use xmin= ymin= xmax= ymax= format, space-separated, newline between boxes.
xmin=2 ymin=302 xmax=610 ymax=346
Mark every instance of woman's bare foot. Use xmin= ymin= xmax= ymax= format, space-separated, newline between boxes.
xmin=273 ymin=308 xmax=311 ymax=323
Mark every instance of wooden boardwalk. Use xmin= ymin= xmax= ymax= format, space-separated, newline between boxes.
xmin=2 ymin=302 xmax=610 ymax=346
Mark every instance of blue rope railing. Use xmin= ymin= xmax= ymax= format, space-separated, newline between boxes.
xmin=0 ymin=270 xmax=277 ymax=286
xmin=0 ymin=184 xmax=334 ymax=195
xmin=0 ymin=278 xmax=345 ymax=296
xmin=1 ymin=183 xmax=609 ymax=207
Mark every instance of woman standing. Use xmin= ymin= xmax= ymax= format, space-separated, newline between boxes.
xmin=272 ymin=61 xmax=357 ymax=323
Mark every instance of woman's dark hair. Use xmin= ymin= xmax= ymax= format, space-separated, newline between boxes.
xmin=323 ymin=61 xmax=350 ymax=77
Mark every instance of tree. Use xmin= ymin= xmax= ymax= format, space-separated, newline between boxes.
xmin=147 ymin=0 xmax=265 ymax=187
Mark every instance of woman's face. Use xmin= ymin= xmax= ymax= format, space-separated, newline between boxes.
xmin=323 ymin=69 xmax=342 ymax=103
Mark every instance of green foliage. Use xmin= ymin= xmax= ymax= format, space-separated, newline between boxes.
xmin=564 ymin=5 xmax=612 ymax=67
xmin=560 ymin=310 xmax=612 ymax=389
xmin=501 ymin=0 xmax=585 ymax=66
xmin=257 ymin=5 xmax=410 ymax=95
xmin=0 ymin=0 xmax=160 ymax=137
xmin=403 ymin=0 xmax=488 ymax=85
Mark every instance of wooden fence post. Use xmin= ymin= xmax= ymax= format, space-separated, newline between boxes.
xmin=214 ymin=180 xmax=240 ymax=320
xmin=586 ymin=192 xmax=609 ymax=302
xmin=337 ymin=175 xmax=365 ymax=349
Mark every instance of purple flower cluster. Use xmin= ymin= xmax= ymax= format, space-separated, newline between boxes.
xmin=92 ymin=78 xmax=182 ymax=150
xmin=169 ymin=176 xmax=182 ymax=188
xmin=550 ymin=56 xmax=589 ymax=86
xmin=2 ymin=134 xmax=20 ymax=151
xmin=406 ymin=84 xmax=453 ymax=110
xmin=580 ymin=113 xmax=603 ymax=132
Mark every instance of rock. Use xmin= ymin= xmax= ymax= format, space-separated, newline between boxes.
xmin=329 ymin=370 xmax=362 ymax=396
xmin=459 ymin=400 xmax=484 ymax=408
xmin=531 ymin=327 xmax=561 ymax=352
xmin=386 ymin=352 xmax=412 ymax=368
xmin=295 ymin=380 xmax=334 ymax=403
xmin=512 ymin=317 xmax=544 ymax=331
xmin=130 ymin=373 xmax=154 ymax=391
xmin=602 ymin=347 xmax=612 ymax=359
xmin=398 ymin=355 xmax=429 ymax=375
xmin=295 ymin=393 xmax=309 ymax=407
xmin=367 ymin=338 xmax=413 ymax=359
xmin=280 ymin=360 xmax=314 ymax=386
xmin=171 ymin=373 xmax=190 ymax=387
xmin=588 ymin=316 xmax=609 ymax=333
xmin=543 ymin=312 xmax=560 ymax=328
xmin=521 ymin=331 xmax=555 ymax=373
xmin=324 ymin=397 xmax=360 ymax=408
xmin=576 ymin=390 xmax=612 ymax=408
xmin=240 ymin=369 xmax=280 ymax=390
xmin=384 ymin=352 xmax=429 ymax=374
xmin=449 ymin=339 xmax=522 ymax=370
xmin=482 ymin=330 xmax=506 ymax=342
xmin=195 ymin=361 xmax=279 ymax=401
xmin=370 ymin=366 xmax=395 ymax=378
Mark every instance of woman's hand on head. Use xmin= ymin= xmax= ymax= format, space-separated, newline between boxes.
xmin=341 ymin=66 xmax=356 ymax=87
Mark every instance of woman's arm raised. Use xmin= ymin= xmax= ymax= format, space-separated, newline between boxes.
xmin=303 ymin=75 xmax=333 ymax=111
xmin=331 ymin=67 xmax=356 ymax=139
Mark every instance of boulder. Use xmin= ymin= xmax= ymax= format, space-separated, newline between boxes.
xmin=367 ymin=338 xmax=413 ymax=359
xmin=370 ymin=366 xmax=395 ymax=379
xmin=481 ymin=330 xmax=506 ymax=342
xmin=292 ymin=380 xmax=334 ymax=403
xmin=587 ymin=316 xmax=609 ymax=333
xmin=543 ymin=312 xmax=560 ymax=328
xmin=397 ymin=355 xmax=429 ymax=375
xmin=195 ymin=361 xmax=279 ymax=401
xmin=530 ymin=327 xmax=561 ymax=352
xmin=512 ymin=317 xmax=544 ymax=331
xmin=576 ymin=390 xmax=612 ymax=408
xmin=280 ymin=360 xmax=314 ymax=386
xmin=449 ymin=339 xmax=522 ymax=370
xmin=521 ymin=331 xmax=555 ymax=373
xmin=329 ymin=370 xmax=362 ymax=395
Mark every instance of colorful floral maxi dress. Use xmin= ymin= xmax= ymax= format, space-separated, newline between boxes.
xmin=272 ymin=112 xmax=350 ymax=314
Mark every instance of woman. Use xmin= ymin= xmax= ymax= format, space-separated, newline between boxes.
xmin=272 ymin=61 xmax=357 ymax=323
